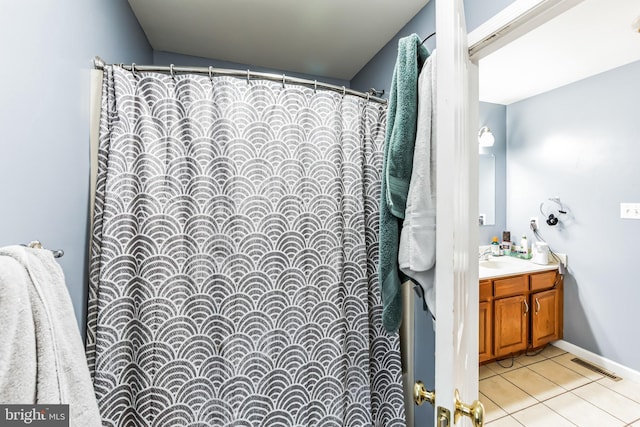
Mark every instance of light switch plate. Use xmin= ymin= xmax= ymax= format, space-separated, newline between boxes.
xmin=620 ymin=203 xmax=640 ymax=219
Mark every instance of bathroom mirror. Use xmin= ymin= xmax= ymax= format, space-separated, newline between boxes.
xmin=478 ymin=154 xmax=495 ymax=226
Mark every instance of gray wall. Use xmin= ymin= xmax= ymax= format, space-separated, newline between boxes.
xmin=0 ymin=1 xmax=152 ymax=332
xmin=506 ymin=59 xmax=640 ymax=372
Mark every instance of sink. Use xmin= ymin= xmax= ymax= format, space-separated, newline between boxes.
xmin=479 ymin=258 xmax=521 ymax=269
xmin=479 ymin=260 xmax=506 ymax=269
xmin=478 ymin=255 xmax=558 ymax=279
xmin=479 ymin=256 xmax=531 ymax=270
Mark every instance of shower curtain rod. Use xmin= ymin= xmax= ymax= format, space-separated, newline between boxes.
xmin=93 ymin=57 xmax=387 ymax=104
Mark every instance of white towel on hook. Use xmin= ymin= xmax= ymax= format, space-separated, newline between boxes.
xmin=0 ymin=246 xmax=101 ymax=426
xmin=398 ymin=50 xmax=437 ymax=317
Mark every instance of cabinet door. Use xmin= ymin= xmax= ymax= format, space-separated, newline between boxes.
xmin=531 ymin=288 xmax=562 ymax=348
xmin=494 ymin=295 xmax=528 ymax=358
xmin=479 ymin=301 xmax=493 ymax=363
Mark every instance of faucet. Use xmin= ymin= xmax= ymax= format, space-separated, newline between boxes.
xmin=478 ymin=249 xmax=493 ymax=261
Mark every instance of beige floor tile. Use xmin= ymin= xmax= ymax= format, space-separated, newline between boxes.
xmin=527 ymin=359 xmax=592 ymax=391
xmin=486 ymin=415 xmax=523 ymax=426
xmin=480 ymin=364 xmax=498 ymax=380
xmin=511 ymin=403 xmax=575 ymax=427
xmin=545 ymin=392 xmax=625 ymax=426
xmin=502 ymin=366 xmax=565 ymax=401
xmin=485 ymin=358 xmax=524 ymax=375
xmin=572 ymin=382 xmax=640 ymax=424
xmin=480 ymin=392 xmax=509 ymax=423
xmin=480 ymin=375 xmax=538 ymax=414
xmin=598 ymin=377 xmax=640 ymax=405
xmin=551 ymin=353 xmax=605 ymax=381
xmin=538 ymin=344 xmax=567 ymax=359
xmin=479 ymin=348 xmax=640 ymax=426
xmin=514 ymin=352 xmax=547 ymax=366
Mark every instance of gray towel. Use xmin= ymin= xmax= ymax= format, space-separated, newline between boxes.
xmin=399 ymin=51 xmax=438 ymax=317
xmin=0 ymin=246 xmax=101 ymax=426
xmin=380 ymin=34 xmax=430 ymax=332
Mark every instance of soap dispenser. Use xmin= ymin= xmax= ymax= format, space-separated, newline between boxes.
xmin=491 ymin=236 xmax=500 ymax=256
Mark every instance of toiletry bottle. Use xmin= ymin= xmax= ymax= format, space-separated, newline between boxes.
xmin=491 ymin=236 xmax=500 ymax=256
xmin=502 ymin=231 xmax=511 ymax=255
xmin=520 ymin=235 xmax=528 ymax=256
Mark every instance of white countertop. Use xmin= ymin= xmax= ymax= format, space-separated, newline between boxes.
xmin=479 ymin=255 xmax=559 ymax=280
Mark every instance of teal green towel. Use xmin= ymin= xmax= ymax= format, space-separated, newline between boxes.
xmin=380 ymin=34 xmax=429 ymax=333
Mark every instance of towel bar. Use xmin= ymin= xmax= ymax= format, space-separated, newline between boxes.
xmin=22 ymin=240 xmax=64 ymax=258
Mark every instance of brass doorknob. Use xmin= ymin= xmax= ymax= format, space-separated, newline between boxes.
xmin=413 ymin=380 xmax=435 ymax=406
xmin=454 ymin=389 xmax=484 ymax=427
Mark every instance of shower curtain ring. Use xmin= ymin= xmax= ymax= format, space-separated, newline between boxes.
xmin=170 ymin=64 xmax=175 ymax=78
xmin=282 ymin=74 xmax=286 ymax=88
xmin=247 ymin=69 xmax=250 ymax=84
xmin=366 ymin=92 xmax=370 ymax=101
xmin=314 ymin=80 xmax=317 ymax=93
xmin=208 ymin=66 xmax=214 ymax=80
xmin=342 ymin=86 xmax=346 ymax=97
xmin=131 ymin=63 xmax=137 ymax=76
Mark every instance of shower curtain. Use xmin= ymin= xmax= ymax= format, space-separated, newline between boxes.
xmin=86 ymin=65 xmax=405 ymax=426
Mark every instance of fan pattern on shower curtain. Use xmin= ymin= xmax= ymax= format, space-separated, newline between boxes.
xmin=86 ymin=66 xmax=405 ymax=426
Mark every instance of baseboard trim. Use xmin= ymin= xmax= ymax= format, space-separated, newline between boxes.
xmin=552 ymin=340 xmax=640 ymax=384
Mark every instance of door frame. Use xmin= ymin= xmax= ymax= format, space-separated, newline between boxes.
xmin=468 ymin=0 xmax=584 ymax=61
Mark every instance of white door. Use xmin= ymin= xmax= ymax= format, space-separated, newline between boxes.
xmin=433 ymin=0 xmax=481 ymax=425
xmin=432 ymin=1 xmax=583 ymax=425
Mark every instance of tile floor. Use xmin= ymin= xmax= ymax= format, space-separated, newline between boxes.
xmin=480 ymin=345 xmax=640 ymax=426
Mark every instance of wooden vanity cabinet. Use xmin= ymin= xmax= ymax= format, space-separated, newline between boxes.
xmin=479 ymin=280 xmax=493 ymax=363
xmin=494 ymin=294 xmax=528 ymax=358
xmin=492 ymin=274 xmax=529 ymax=359
xmin=479 ymin=269 xmax=563 ymax=363
xmin=531 ymin=272 xmax=563 ymax=349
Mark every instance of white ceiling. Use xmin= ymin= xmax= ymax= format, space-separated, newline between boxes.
xmin=479 ymin=0 xmax=640 ymax=105
xmin=127 ymin=0 xmax=430 ymax=81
